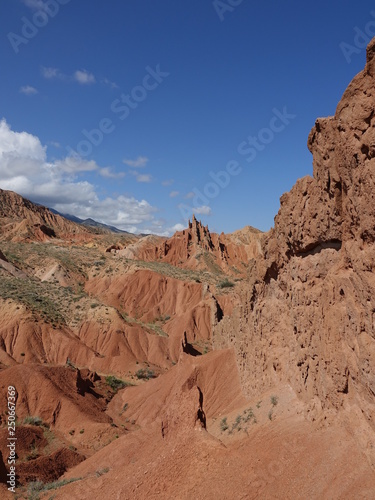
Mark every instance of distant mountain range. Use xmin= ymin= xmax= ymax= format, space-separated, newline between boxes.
xmin=49 ymin=209 xmax=131 ymax=234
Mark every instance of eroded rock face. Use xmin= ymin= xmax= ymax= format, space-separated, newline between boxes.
xmin=119 ymin=214 xmax=264 ymax=274
xmin=0 ymin=188 xmax=90 ymax=241
xmin=214 ymin=38 xmax=375 ymax=462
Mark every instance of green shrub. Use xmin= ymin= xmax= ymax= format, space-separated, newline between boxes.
xmin=270 ymin=395 xmax=278 ymax=406
xmin=23 ymin=416 xmax=44 ymax=426
xmin=218 ymin=279 xmax=235 ymax=289
xmin=27 ymin=477 xmax=82 ymax=499
xmin=135 ymin=368 xmax=156 ymax=380
xmin=96 ymin=467 xmax=109 ymax=477
xmin=230 ymin=414 xmax=242 ymax=433
xmin=220 ymin=417 xmax=228 ymax=432
xmin=105 ymin=375 xmax=129 ymax=392
xmin=243 ymin=408 xmax=255 ymax=423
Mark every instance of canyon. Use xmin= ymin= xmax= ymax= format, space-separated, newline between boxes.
xmin=1 ymin=38 xmax=375 ymax=500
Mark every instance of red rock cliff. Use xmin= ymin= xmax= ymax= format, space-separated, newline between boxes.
xmin=214 ymin=38 xmax=375 ymax=467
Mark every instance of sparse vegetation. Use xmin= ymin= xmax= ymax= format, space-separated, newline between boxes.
xmin=105 ymin=375 xmax=130 ymax=392
xmin=25 ymin=445 xmax=39 ymax=461
xmin=123 ymin=257 xmax=226 ymax=287
xmin=26 ymin=478 xmax=82 ymax=500
xmin=218 ymin=279 xmax=235 ymax=289
xmin=135 ymin=368 xmax=156 ymax=380
xmin=270 ymin=395 xmax=278 ymax=406
xmin=243 ymin=407 xmax=255 ymax=423
xmin=66 ymin=358 xmax=76 ymax=369
xmin=0 ymin=273 xmax=67 ymax=325
xmin=220 ymin=406 xmax=259 ymax=435
xmin=0 ymin=241 xmax=120 ymax=326
xmin=43 ymin=428 xmax=56 ymax=444
xmin=120 ymin=311 xmax=169 ymax=337
xmin=23 ymin=416 xmax=44 ymax=427
xmin=152 ymin=314 xmax=171 ymax=323
xmin=96 ymin=467 xmax=110 ymax=477
xmin=220 ymin=417 xmax=228 ymax=432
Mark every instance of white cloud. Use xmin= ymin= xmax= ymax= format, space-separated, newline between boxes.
xmin=46 ymin=157 xmax=122 ymax=179
xmin=185 ymin=192 xmax=194 ymax=199
xmin=53 ymin=196 xmax=156 ymax=228
xmin=103 ymin=78 xmax=119 ymax=89
xmin=171 ymin=223 xmax=185 ymax=232
xmin=135 ymin=174 xmax=152 ymax=183
xmin=123 ymin=156 xmax=149 ymax=168
xmin=169 ymin=191 xmax=179 ymax=198
xmin=144 ymin=222 xmax=186 ymax=237
xmin=41 ymin=67 xmax=96 ymax=86
xmin=99 ymin=167 xmax=125 ymax=179
xmin=0 ymin=119 xmax=46 ymax=178
xmin=41 ymin=66 xmax=60 ymax=79
xmin=53 ymin=157 xmax=99 ymax=174
xmin=162 ymin=179 xmax=174 ymax=186
xmin=194 ymin=205 xmax=212 ymax=215
xmin=0 ymin=119 xmax=160 ymax=233
xmin=74 ymin=70 xmax=96 ymax=85
xmin=20 ymin=85 xmax=38 ymax=95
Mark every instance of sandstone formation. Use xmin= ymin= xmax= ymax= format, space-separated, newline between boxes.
xmin=118 ymin=215 xmax=263 ymax=274
xmin=0 ymin=189 xmax=91 ymax=242
xmin=214 ymin=37 xmax=375 ymax=467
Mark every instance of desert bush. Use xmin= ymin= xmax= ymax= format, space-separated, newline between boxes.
xmin=220 ymin=417 xmax=228 ymax=432
xmin=135 ymin=368 xmax=156 ymax=380
xmin=66 ymin=358 xmax=76 ymax=369
xmin=105 ymin=375 xmax=129 ymax=392
xmin=243 ymin=408 xmax=255 ymax=423
xmin=23 ymin=416 xmax=43 ymax=426
xmin=218 ymin=279 xmax=235 ymax=289
xmin=27 ymin=478 xmax=82 ymax=499
xmin=96 ymin=467 xmax=109 ymax=477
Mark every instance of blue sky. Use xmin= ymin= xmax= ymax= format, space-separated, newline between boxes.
xmin=0 ymin=0 xmax=374 ymax=235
